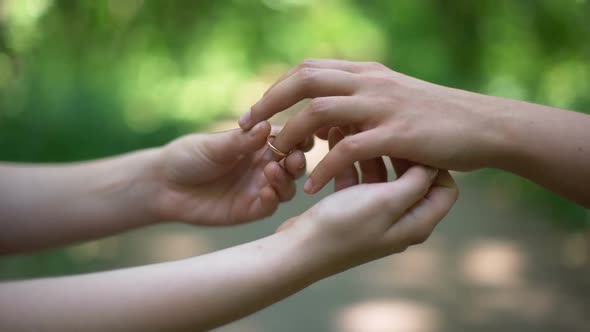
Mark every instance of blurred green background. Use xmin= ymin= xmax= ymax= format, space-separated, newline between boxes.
xmin=1 ymin=0 xmax=588 ymax=224
xmin=0 ymin=1 xmax=589 ymax=331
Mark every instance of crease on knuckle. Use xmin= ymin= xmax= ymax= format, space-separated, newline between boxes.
xmin=296 ymin=67 xmax=319 ymax=92
xmin=307 ymin=98 xmax=332 ymax=118
xmin=300 ymin=59 xmax=317 ymax=68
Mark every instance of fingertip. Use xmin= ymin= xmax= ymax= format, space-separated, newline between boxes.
xmin=400 ymin=165 xmax=437 ymax=184
xmin=303 ymin=177 xmax=322 ymax=194
xmin=285 ymin=150 xmax=306 ymax=178
xmin=315 ymin=127 xmax=331 ymax=140
xmin=303 ymin=178 xmax=313 ymax=194
xmin=250 ymin=120 xmax=271 ymax=139
xmin=297 ymin=136 xmax=315 ymax=152
xmin=434 ymin=170 xmax=457 ymax=188
xmin=327 ymin=127 xmax=344 ymax=147
xmin=239 ymin=109 xmax=254 ymax=130
xmin=244 ymin=121 xmax=271 ymax=153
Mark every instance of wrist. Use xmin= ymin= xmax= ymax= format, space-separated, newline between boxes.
xmin=474 ymin=94 xmax=530 ymax=171
xmin=99 ymin=148 xmax=165 ymax=227
xmin=459 ymin=90 xmax=521 ymax=170
xmin=280 ymin=215 xmax=356 ymax=281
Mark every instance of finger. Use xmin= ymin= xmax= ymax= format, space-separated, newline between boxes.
xmin=385 ymin=170 xmax=458 ymax=245
xmin=388 ymin=157 xmax=413 ymax=179
xmin=263 ymin=59 xmax=368 ymax=97
xmin=249 ymin=185 xmax=279 ymax=220
xmin=272 ymin=125 xmax=314 ymax=153
xmin=205 ymin=121 xmax=271 ymax=163
xmin=384 ymin=165 xmax=439 ymax=211
xmin=240 ymin=69 xmax=359 ymax=130
xmin=315 ymin=127 xmax=331 ymax=140
xmin=284 ymin=150 xmax=307 ymax=179
xmin=359 ymin=157 xmax=388 ymax=184
xmin=328 ymin=127 xmax=359 ymax=191
xmin=264 ymin=162 xmax=297 ymax=202
xmin=354 ymin=117 xmax=387 ymax=183
xmin=271 ymin=96 xmax=371 ymax=159
xmin=305 ymin=128 xmax=392 ymax=194
xmin=296 ymin=135 xmax=315 ymax=152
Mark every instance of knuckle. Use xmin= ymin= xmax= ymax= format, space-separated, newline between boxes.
xmin=296 ymin=67 xmax=319 ymax=84
xmin=391 ymin=117 xmax=416 ymax=142
xmin=365 ymin=75 xmax=394 ymax=88
xmin=300 ymin=59 xmax=317 ymax=68
xmin=364 ymin=61 xmax=386 ymax=70
xmin=338 ymin=137 xmax=361 ymax=155
xmin=307 ymin=97 xmax=332 ymax=117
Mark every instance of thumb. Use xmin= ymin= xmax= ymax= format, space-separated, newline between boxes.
xmin=383 ymin=165 xmax=439 ymax=210
xmin=203 ymin=121 xmax=271 ymax=163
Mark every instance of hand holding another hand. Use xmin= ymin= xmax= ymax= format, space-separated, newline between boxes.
xmin=278 ymin=128 xmax=459 ymax=278
xmin=240 ymin=59 xmax=504 ymax=194
xmin=151 ymin=121 xmax=312 ymax=226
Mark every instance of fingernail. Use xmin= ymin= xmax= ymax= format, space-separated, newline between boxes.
xmin=239 ymin=109 xmax=252 ymax=128
xmin=298 ymin=161 xmax=306 ymax=170
xmin=249 ymin=121 xmax=263 ymax=137
xmin=304 ymin=178 xmax=314 ymax=193
xmin=425 ymin=167 xmax=439 ymax=181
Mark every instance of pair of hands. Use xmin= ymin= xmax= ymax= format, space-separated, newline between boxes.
xmin=147 ymin=59 xmax=461 ymax=274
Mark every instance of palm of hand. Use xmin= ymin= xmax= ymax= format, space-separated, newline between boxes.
xmin=157 ymin=134 xmax=276 ymax=225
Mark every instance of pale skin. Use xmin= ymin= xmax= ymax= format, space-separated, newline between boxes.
xmin=0 ymin=121 xmax=310 ymax=254
xmin=0 ymin=121 xmax=459 ymax=331
xmin=239 ymin=59 xmax=590 ymax=207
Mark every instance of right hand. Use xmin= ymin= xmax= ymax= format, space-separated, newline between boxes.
xmin=240 ymin=59 xmax=503 ymax=194
xmin=279 ymin=130 xmax=459 ymax=277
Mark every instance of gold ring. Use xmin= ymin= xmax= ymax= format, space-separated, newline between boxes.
xmin=266 ymin=135 xmax=289 ymax=158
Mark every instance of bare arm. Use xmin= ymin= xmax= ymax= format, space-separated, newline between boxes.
xmin=0 ymin=150 xmax=160 ymax=253
xmin=477 ymin=93 xmax=590 ymax=206
xmin=0 ymin=123 xmax=306 ymax=254
xmin=0 ymin=165 xmax=458 ymax=332
xmin=0 ymin=231 xmax=314 ymax=332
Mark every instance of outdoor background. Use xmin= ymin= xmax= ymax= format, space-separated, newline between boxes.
xmin=0 ymin=1 xmax=588 ymax=331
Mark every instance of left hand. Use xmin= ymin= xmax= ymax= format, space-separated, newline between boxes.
xmin=152 ymin=121 xmax=312 ymax=225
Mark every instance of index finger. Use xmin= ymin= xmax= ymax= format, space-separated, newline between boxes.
xmin=239 ymin=68 xmax=359 ymax=130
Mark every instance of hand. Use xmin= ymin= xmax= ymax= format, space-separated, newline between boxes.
xmin=152 ymin=121 xmax=312 ymax=225
xmin=275 ymin=127 xmax=459 ymax=277
xmin=239 ymin=59 xmax=503 ymax=193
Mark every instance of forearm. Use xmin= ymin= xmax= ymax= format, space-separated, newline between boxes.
xmin=480 ymin=93 xmax=590 ymax=207
xmin=0 ymin=149 xmax=162 ymax=254
xmin=0 ymin=230 xmax=318 ymax=332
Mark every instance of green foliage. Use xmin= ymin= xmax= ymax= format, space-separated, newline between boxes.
xmin=0 ymin=0 xmax=588 ymax=225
